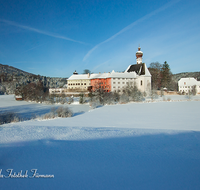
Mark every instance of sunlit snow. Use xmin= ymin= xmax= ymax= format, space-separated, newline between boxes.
xmin=1 ymin=95 xmax=200 ymax=189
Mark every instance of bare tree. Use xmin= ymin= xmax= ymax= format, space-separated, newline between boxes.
xmin=192 ymin=85 xmax=197 ymax=95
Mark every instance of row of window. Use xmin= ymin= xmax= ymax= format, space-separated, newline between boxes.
xmin=113 ymin=81 xmax=143 ymax=85
xmin=113 ymin=82 xmax=126 ymax=84
xmin=180 ymin=90 xmax=191 ymax=92
xmin=68 ymin=83 xmax=88 ymax=86
xmin=180 ymin=86 xmax=191 ymax=88
xmin=68 ymin=80 xmax=143 ymax=87
xmin=96 ymin=82 xmax=107 ymax=85
xmin=180 ymin=86 xmax=200 ymax=88
xmin=68 ymin=87 xmax=87 ymax=89
xmin=113 ymin=78 xmax=134 ymax=80
xmin=51 ymin=90 xmax=63 ymax=93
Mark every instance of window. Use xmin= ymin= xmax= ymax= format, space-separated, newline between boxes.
xmin=118 ymin=82 xmax=120 ymax=84
xmin=81 ymin=83 xmax=83 ymax=85
xmin=122 ymin=82 xmax=124 ymax=84
xmin=184 ymin=82 xmax=186 ymax=85
xmin=84 ymin=83 xmax=86 ymax=85
xmin=141 ymin=80 xmax=143 ymax=86
xmin=113 ymin=82 xmax=115 ymax=84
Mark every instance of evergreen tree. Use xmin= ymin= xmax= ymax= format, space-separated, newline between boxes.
xmin=161 ymin=61 xmax=172 ymax=89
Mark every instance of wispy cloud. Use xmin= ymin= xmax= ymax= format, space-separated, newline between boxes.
xmin=83 ymin=0 xmax=181 ymax=61
xmin=0 ymin=19 xmax=87 ymax=45
xmin=22 ymin=44 xmax=45 ymax=53
xmin=92 ymin=59 xmax=111 ymax=71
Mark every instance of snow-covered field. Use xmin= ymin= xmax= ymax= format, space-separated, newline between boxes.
xmin=1 ymin=95 xmax=200 ymax=189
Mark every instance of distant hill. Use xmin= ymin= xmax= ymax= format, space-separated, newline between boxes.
xmin=0 ymin=63 xmax=67 ymax=94
xmin=0 ymin=63 xmax=34 ymax=76
xmin=172 ymin=72 xmax=200 ymax=83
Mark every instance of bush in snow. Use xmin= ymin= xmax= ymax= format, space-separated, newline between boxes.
xmin=102 ymin=92 xmax=120 ymax=105
xmin=56 ymin=107 xmax=72 ymax=117
xmin=0 ymin=112 xmax=20 ymax=125
xmin=79 ymin=93 xmax=84 ymax=104
xmin=122 ymin=83 xmax=144 ymax=102
xmin=38 ymin=106 xmax=72 ymax=120
xmin=89 ymin=100 xmax=102 ymax=109
xmin=67 ymin=96 xmax=74 ymax=104
xmin=119 ymin=94 xmax=129 ymax=104
xmin=60 ymin=97 xmax=67 ymax=104
xmin=150 ymin=89 xmax=158 ymax=101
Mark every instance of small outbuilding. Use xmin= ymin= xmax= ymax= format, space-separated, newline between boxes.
xmin=15 ymin=95 xmax=22 ymax=101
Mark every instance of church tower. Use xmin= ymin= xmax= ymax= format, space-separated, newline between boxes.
xmin=136 ymin=46 xmax=143 ymax=64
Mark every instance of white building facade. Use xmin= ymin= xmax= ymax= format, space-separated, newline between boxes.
xmin=178 ymin=78 xmax=200 ymax=94
xmin=67 ymin=72 xmax=91 ymax=91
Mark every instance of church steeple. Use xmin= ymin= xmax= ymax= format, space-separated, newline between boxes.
xmin=136 ymin=46 xmax=143 ymax=64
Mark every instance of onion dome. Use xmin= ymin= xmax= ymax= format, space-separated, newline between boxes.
xmin=136 ymin=46 xmax=143 ymax=59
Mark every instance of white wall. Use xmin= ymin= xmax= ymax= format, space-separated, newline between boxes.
xmin=178 ymin=78 xmax=200 ymax=94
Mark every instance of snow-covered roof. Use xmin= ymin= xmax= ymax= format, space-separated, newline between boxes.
xmin=110 ymin=71 xmax=137 ymax=78
xmin=90 ymin=73 xmax=111 ymax=79
xmin=144 ymin=63 xmax=151 ymax=77
xmin=178 ymin=78 xmax=200 ymax=86
xmin=68 ymin=63 xmax=151 ymax=80
xmin=89 ymin=71 xmax=137 ymax=79
xmin=68 ymin=74 xmax=90 ymax=80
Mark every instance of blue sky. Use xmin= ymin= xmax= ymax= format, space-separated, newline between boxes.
xmin=0 ymin=0 xmax=200 ymax=77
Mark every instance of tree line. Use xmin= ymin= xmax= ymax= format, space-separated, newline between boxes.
xmin=148 ymin=61 xmax=177 ymax=91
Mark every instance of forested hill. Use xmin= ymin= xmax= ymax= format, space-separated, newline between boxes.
xmin=172 ymin=72 xmax=200 ymax=83
xmin=0 ymin=63 xmax=34 ymax=76
xmin=0 ymin=63 xmax=67 ymax=94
